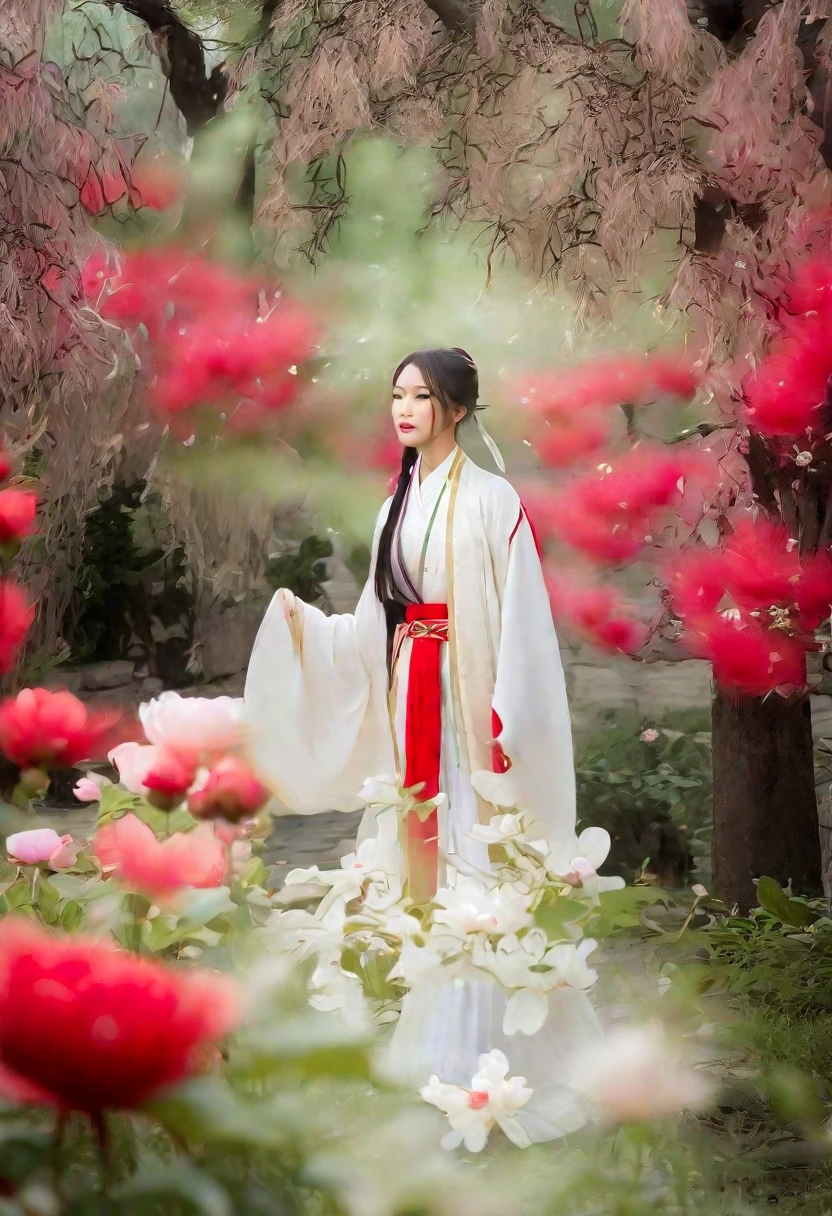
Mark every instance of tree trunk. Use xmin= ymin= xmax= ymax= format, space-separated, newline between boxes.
xmin=712 ymin=687 xmax=822 ymax=911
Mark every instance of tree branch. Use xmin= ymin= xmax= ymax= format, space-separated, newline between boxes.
xmin=105 ymin=0 xmax=226 ymax=134
xmin=422 ymin=0 xmax=477 ymax=35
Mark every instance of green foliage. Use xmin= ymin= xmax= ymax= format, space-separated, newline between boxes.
xmin=265 ymin=535 xmax=334 ymax=604
xmin=66 ymin=485 xmax=194 ymax=678
xmin=577 ymin=710 xmax=713 ymax=885
xmin=698 ymin=882 xmax=832 ymax=1016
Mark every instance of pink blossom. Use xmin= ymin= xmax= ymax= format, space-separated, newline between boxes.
xmin=640 ymin=729 xmax=660 ymax=743
xmin=94 ymin=814 xmax=227 ymax=902
xmin=73 ymin=776 xmax=104 ymax=802
xmin=109 ymin=742 xmax=170 ymax=795
xmin=138 ymin=693 xmax=244 ymax=763
xmin=6 ymin=829 xmax=76 ymax=869
xmin=188 ymin=756 xmax=269 ymax=823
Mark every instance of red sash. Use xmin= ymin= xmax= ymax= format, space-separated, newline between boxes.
xmin=398 ymin=603 xmax=448 ymax=904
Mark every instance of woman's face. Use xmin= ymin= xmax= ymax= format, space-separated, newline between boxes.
xmin=392 ymin=362 xmax=463 ymax=448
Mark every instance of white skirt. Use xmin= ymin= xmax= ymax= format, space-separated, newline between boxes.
xmin=383 ymin=974 xmax=603 ymax=1143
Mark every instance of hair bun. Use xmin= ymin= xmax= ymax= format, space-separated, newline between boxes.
xmin=452 ymin=346 xmax=476 ymax=367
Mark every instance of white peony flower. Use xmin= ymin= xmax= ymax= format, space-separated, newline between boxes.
xmin=569 ymin=1024 xmax=715 ymax=1123
xmin=432 ymin=875 xmax=533 ymax=938
xmin=420 ymin=1049 xmax=533 ymax=1151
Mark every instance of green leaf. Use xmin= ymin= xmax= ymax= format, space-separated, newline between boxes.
xmin=111 ymin=1163 xmax=231 ymax=1216
xmin=239 ymin=1016 xmax=374 ymax=1081
xmin=176 ymin=886 xmax=237 ymax=928
xmin=756 ymin=876 xmax=821 ymax=929
xmin=0 ymin=1121 xmax=52 ymax=1185
xmin=534 ymin=899 xmax=587 ymax=940
xmin=96 ymin=785 xmax=146 ymax=825
xmin=2 ymin=883 xmax=32 ymax=913
xmin=150 ymin=1078 xmax=296 ymax=1148
xmin=587 ymin=886 xmax=659 ymax=936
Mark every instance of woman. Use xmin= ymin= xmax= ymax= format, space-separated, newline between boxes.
xmin=245 ymin=348 xmax=601 ymax=1142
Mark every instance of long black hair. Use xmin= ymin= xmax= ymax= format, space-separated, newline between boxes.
xmin=374 ymin=348 xmax=479 ymax=653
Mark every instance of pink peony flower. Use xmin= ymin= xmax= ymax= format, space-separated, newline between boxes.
xmin=138 ymin=692 xmax=244 ymax=763
xmin=6 ymin=829 xmax=77 ymax=870
xmin=73 ymin=776 xmax=105 ymax=802
xmin=94 ymin=813 xmax=227 ymax=902
xmin=188 ymin=756 xmax=270 ymax=823
xmin=640 ymin=729 xmax=660 ymax=743
xmin=109 ymin=742 xmax=169 ymax=796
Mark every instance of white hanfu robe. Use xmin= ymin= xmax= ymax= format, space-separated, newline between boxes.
xmin=245 ymin=446 xmax=602 ymax=1142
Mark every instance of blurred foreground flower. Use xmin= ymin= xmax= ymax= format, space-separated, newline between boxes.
xmin=569 ymin=1024 xmax=714 ymax=1124
xmin=95 ymin=813 xmax=227 ymax=902
xmin=547 ymin=580 xmax=646 ymax=655
xmin=73 ymin=774 xmax=109 ymax=801
xmin=0 ymin=488 xmax=37 ymax=552
xmin=0 ymin=918 xmax=237 ymax=1113
xmin=0 ymin=581 xmax=34 ymax=673
xmin=188 ymin=755 xmax=270 ymax=822
xmin=6 ymin=829 xmax=77 ymax=870
xmin=91 ymin=249 xmax=317 ymax=432
xmin=0 ymin=689 xmax=124 ymax=772
xmin=109 ymin=741 xmax=197 ymax=806
xmin=420 ymin=1049 xmax=533 ymax=1151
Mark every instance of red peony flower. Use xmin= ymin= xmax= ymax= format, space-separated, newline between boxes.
xmin=548 ymin=578 xmax=646 ymax=653
xmin=667 ymin=548 xmax=728 ymax=620
xmin=0 ymin=581 xmax=33 ymax=674
xmin=0 ymin=689 xmax=123 ymax=769
xmin=519 ymin=351 xmax=699 ymax=415
xmin=720 ymin=518 xmax=800 ymax=612
xmin=0 ymin=489 xmax=37 ymax=547
xmin=793 ymin=552 xmax=832 ymax=629
xmin=141 ymin=749 xmax=199 ymax=811
xmin=188 ymin=756 xmax=270 ymax=823
xmin=0 ymin=446 xmax=13 ymax=484
xmin=128 ymin=157 xmax=184 ymax=211
xmin=744 ymin=314 xmax=832 ymax=437
xmin=685 ymin=612 xmax=806 ymax=696
xmin=0 ymin=918 xmax=237 ymax=1112
xmin=527 ymin=451 xmax=690 ymax=563
xmin=94 ymin=813 xmax=227 ymax=902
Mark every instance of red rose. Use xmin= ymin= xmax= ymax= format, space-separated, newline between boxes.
xmin=0 ymin=919 xmax=237 ymax=1113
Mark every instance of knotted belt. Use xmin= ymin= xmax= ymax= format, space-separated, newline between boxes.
xmin=394 ymin=602 xmax=449 ymax=905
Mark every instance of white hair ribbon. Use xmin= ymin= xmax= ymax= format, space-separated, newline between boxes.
xmin=474 ymin=412 xmax=506 ymax=473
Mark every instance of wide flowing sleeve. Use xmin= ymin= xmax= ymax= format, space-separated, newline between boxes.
xmin=243 ymin=506 xmax=394 ymax=814
xmin=474 ymin=484 xmax=577 ymax=851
